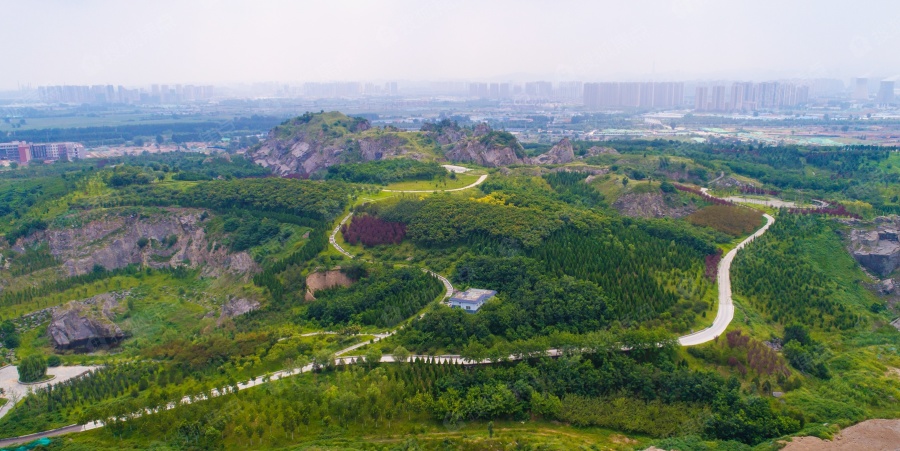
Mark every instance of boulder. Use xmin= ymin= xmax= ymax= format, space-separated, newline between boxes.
xmin=850 ymin=227 xmax=900 ymax=277
xmin=48 ymin=293 xmax=126 ymax=351
xmin=529 ymin=138 xmax=575 ymax=165
xmin=881 ymin=279 xmax=895 ymax=294
xmin=217 ymin=297 xmax=260 ymax=325
xmin=583 ymin=146 xmax=619 ymax=157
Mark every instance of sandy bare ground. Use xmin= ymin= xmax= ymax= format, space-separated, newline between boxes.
xmin=781 ymin=419 xmax=900 ymax=451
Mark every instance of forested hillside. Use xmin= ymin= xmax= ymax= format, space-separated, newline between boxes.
xmin=0 ymin=135 xmax=898 ymax=450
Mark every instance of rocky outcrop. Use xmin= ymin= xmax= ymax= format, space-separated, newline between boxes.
xmin=29 ymin=208 xmax=257 ymax=277
xmin=583 ymin=146 xmax=619 ymax=157
xmin=851 ymin=223 xmax=900 ymax=277
xmin=246 ymin=111 xmax=425 ymax=177
xmin=612 ymin=191 xmax=698 ymax=219
xmin=529 ymin=138 xmax=575 ymax=165
xmin=431 ymin=123 xmax=524 ymax=167
xmin=709 ymin=176 xmax=752 ymax=190
xmin=48 ymin=292 xmax=127 ymax=351
xmin=305 ymin=269 xmax=354 ymax=301
xmin=217 ymin=297 xmax=260 ymax=325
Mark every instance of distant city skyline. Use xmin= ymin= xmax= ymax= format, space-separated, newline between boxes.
xmin=3 ymin=0 xmax=900 ymax=90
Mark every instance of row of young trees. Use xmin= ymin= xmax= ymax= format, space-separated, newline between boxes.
xmin=325 ymin=159 xmax=446 ymax=185
xmin=732 ymin=214 xmax=858 ymax=330
xmin=305 ymin=266 xmax=443 ymax=328
xmin=76 ymin=337 xmax=800 ymax=448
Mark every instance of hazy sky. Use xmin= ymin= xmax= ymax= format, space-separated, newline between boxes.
xmin=3 ymin=0 xmax=900 ymax=89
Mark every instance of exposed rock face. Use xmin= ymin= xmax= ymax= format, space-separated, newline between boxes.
xmin=612 ymin=192 xmax=698 ymax=219
xmin=529 ymin=138 xmax=575 ymax=165
xmin=850 ymin=223 xmax=900 ymax=277
xmin=305 ymin=269 xmax=354 ymax=301
xmin=709 ymin=176 xmax=752 ymax=190
xmin=424 ymin=121 xmax=524 ymax=167
xmin=583 ymin=146 xmax=619 ymax=157
xmin=217 ymin=297 xmax=260 ymax=325
xmin=246 ymin=112 xmax=424 ymax=177
xmin=48 ymin=292 xmax=127 ymax=351
xmin=29 ymin=208 xmax=257 ymax=277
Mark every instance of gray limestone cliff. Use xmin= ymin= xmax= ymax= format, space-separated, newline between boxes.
xmin=27 ymin=208 xmax=257 ymax=277
xmin=850 ymin=221 xmax=900 ymax=277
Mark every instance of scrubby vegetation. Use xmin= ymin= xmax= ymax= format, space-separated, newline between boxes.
xmin=305 ymin=266 xmax=443 ymax=328
xmin=326 ymin=159 xmax=446 ymax=185
xmin=687 ymin=205 xmax=763 ymax=236
xmin=1 ymin=135 xmax=899 ymax=449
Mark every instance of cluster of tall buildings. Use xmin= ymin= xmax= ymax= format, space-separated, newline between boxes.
xmin=0 ymin=141 xmax=81 ymax=164
xmin=38 ymin=84 xmax=215 ymax=105
xmin=854 ymin=78 xmax=896 ymax=105
xmin=694 ymin=82 xmax=809 ymax=112
xmin=583 ymin=82 xmax=684 ymax=109
xmin=465 ymin=81 xmax=584 ymax=102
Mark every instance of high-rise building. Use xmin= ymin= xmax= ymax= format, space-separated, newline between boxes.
xmin=854 ymin=78 xmax=869 ymax=100
xmin=711 ymin=86 xmax=727 ymax=111
xmin=583 ymin=82 xmax=682 ymax=109
xmin=730 ymin=84 xmax=745 ymax=111
xmin=876 ymin=80 xmax=895 ymax=105
xmin=694 ymin=87 xmax=709 ymax=111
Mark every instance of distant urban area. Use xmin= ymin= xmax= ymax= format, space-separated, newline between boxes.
xmin=2 ymin=76 xmax=899 ymax=167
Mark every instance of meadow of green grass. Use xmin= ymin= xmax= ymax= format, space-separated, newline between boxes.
xmin=382 ymin=172 xmax=482 ymax=191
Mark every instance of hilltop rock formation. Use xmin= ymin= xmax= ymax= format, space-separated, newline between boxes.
xmin=28 ymin=208 xmax=257 ymax=277
xmin=529 ymin=138 xmax=575 ymax=165
xmin=48 ymin=292 xmax=127 ymax=351
xmin=423 ymin=121 xmax=524 ymax=167
xmin=850 ymin=222 xmax=900 ymax=276
xmin=246 ymin=112 xmax=427 ymax=177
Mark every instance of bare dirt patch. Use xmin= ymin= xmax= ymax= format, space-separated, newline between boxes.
xmin=781 ymin=419 xmax=900 ymax=451
xmin=305 ymin=269 xmax=353 ymax=301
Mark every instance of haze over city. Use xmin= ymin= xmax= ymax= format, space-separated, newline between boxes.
xmin=3 ymin=0 xmax=900 ymax=89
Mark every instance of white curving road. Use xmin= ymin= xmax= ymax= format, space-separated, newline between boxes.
xmin=678 ymin=213 xmax=774 ymax=346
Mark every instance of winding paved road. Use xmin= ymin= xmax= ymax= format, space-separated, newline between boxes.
xmin=678 ymin=213 xmax=774 ymax=346
xmin=0 ymin=179 xmax=779 ymax=447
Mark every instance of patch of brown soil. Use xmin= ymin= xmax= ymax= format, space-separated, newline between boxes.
xmin=305 ymin=268 xmax=353 ymax=301
xmin=781 ymin=419 xmax=900 ymax=451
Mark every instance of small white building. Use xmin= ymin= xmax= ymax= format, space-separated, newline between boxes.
xmin=449 ymin=288 xmax=496 ymax=313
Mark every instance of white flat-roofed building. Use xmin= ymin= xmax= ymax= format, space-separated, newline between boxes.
xmin=449 ymin=288 xmax=496 ymax=313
